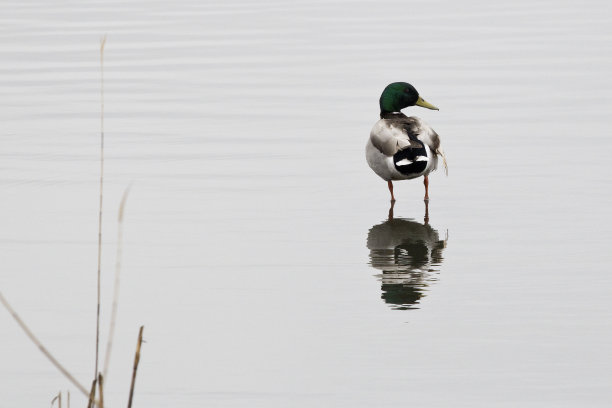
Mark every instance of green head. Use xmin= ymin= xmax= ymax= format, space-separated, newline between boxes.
xmin=379 ymin=82 xmax=439 ymax=114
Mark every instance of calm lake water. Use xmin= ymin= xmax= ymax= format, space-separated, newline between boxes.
xmin=1 ymin=0 xmax=611 ymax=407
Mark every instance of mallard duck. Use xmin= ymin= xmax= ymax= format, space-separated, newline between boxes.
xmin=366 ymin=82 xmax=447 ymax=202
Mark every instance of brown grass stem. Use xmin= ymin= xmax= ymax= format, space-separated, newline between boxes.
xmin=97 ymin=373 xmax=105 ymax=408
xmin=127 ymin=326 xmax=144 ymax=408
xmin=87 ymin=378 xmax=97 ymax=408
xmin=51 ymin=392 xmax=61 ymax=408
xmin=95 ymin=34 xmax=107 ymax=384
xmin=103 ymin=186 xmax=131 ymax=380
xmin=0 ymin=292 xmax=89 ymax=397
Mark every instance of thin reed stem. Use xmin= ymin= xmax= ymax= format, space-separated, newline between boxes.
xmin=0 ymin=292 xmax=89 ymax=397
xmin=87 ymin=379 xmax=97 ymax=408
xmin=51 ymin=392 xmax=60 ymax=408
xmin=97 ymin=374 xmax=104 ymax=408
xmin=103 ymin=186 xmax=131 ymax=379
xmin=95 ymin=34 xmax=107 ymax=384
xmin=127 ymin=326 xmax=144 ymax=408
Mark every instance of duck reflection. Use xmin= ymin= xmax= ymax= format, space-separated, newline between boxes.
xmin=366 ymin=202 xmax=447 ymax=310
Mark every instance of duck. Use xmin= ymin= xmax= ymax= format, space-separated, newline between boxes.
xmin=366 ymin=82 xmax=447 ymax=202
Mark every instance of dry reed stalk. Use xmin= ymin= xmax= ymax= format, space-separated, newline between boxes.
xmin=93 ymin=36 xmax=106 ymax=388
xmin=95 ymin=34 xmax=107 ymax=384
xmin=87 ymin=378 xmax=97 ymax=408
xmin=0 ymin=292 xmax=89 ymax=397
xmin=127 ymin=326 xmax=144 ymax=408
xmin=97 ymin=374 xmax=104 ymax=408
xmin=103 ymin=186 xmax=131 ymax=379
xmin=67 ymin=391 xmax=70 ymax=408
xmin=51 ymin=392 xmax=60 ymax=408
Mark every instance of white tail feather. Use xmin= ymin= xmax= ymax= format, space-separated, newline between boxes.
xmin=437 ymin=149 xmax=448 ymax=176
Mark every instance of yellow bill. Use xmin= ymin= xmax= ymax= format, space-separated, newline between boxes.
xmin=415 ymin=96 xmax=439 ymax=110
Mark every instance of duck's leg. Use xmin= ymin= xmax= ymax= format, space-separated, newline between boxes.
xmin=388 ymin=200 xmax=395 ymax=220
xmin=423 ymin=175 xmax=429 ymax=201
xmin=387 ymin=180 xmax=396 ymax=202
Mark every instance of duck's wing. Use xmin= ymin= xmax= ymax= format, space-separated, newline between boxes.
xmin=400 ymin=116 xmax=440 ymax=152
xmin=370 ymin=117 xmax=424 ymax=157
xmin=394 ymin=116 xmax=447 ymax=175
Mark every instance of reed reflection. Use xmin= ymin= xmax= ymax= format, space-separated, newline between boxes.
xmin=366 ymin=202 xmax=447 ymax=310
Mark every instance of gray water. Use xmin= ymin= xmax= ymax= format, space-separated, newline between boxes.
xmin=1 ymin=0 xmax=611 ymax=407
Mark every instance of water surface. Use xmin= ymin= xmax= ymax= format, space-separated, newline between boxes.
xmin=1 ymin=0 xmax=611 ymax=407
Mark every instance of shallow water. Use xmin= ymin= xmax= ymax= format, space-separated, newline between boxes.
xmin=1 ymin=0 xmax=611 ymax=407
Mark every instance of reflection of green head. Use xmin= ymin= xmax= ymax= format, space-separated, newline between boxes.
xmin=379 ymin=82 xmax=439 ymax=114
xmin=381 ymin=283 xmax=421 ymax=310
